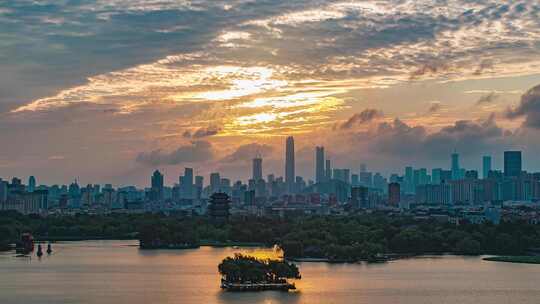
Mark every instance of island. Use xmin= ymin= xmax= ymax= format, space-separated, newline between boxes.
xmin=218 ymin=254 xmax=301 ymax=291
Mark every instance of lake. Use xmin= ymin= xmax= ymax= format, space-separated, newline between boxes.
xmin=1 ymin=240 xmax=540 ymax=304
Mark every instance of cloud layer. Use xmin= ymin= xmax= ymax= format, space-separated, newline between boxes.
xmin=1 ymin=0 xmax=540 ymax=185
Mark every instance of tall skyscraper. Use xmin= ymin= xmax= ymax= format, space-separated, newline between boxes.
xmin=182 ymin=168 xmax=194 ymax=199
xmin=252 ymin=156 xmax=263 ymax=181
xmin=195 ymin=175 xmax=204 ymax=199
xmin=28 ymin=176 xmax=36 ymax=192
xmin=451 ymin=152 xmax=460 ymax=180
xmin=210 ymin=172 xmax=221 ymax=193
xmin=504 ymin=151 xmax=522 ymax=177
xmin=325 ymin=159 xmax=332 ymax=181
xmin=482 ymin=156 xmax=492 ymax=179
xmin=285 ymin=136 xmax=295 ymax=193
xmin=151 ymin=170 xmax=164 ymax=201
xmin=405 ymin=166 xmax=414 ymax=194
xmin=315 ymin=146 xmax=325 ymax=183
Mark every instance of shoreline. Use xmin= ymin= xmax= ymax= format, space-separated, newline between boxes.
xmin=9 ymin=238 xmax=540 ymax=265
xmin=483 ymin=256 xmax=540 ymax=264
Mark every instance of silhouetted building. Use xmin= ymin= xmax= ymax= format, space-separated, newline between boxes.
xmin=325 ymin=159 xmax=332 ymax=181
xmin=28 ymin=176 xmax=36 ymax=193
xmin=504 ymin=151 xmax=522 ymax=177
xmin=482 ymin=156 xmax=492 ymax=179
xmin=315 ymin=146 xmax=325 ymax=183
xmin=252 ymin=156 xmax=263 ymax=181
xmin=451 ymin=152 xmax=460 ymax=180
xmin=150 ymin=170 xmax=164 ymax=201
xmin=210 ymin=172 xmax=221 ymax=194
xmin=181 ymin=168 xmax=194 ymax=199
xmin=285 ymin=136 xmax=295 ymax=193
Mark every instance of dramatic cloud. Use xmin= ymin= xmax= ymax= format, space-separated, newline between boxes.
xmin=2 ymin=0 xmax=540 ymax=184
xmin=221 ymin=143 xmax=274 ymax=163
xmin=507 ymin=84 xmax=540 ymax=129
xmin=339 ymin=109 xmax=383 ymax=129
xmin=183 ymin=126 xmax=221 ymax=139
xmin=136 ymin=141 xmax=213 ymax=166
xmin=338 ymin=114 xmax=510 ymax=163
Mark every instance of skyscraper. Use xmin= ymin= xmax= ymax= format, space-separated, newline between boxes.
xmin=405 ymin=166 xmax=414 ymax=194
xmin=195 ymin=175 xmax=204 ymax=199
xmin=151 ymin=170 xmax=164 ymax=201
xmin=28 ymin=176 xmax=36 ymax=192
xmin=285 ymin=136 xmax=295 ymax=193
xmin=182 ymin=168 xmax=194 ymax=199
xmin=451 ymin=152 xmax=460 ymax=180
xmin=210 ymin=172 xmax=221 ymax=193
xmin=325 ymin=159 xmax=332 ymax=181
xmin=482 ymin=156 xmax=492 ymax=179
xmin=252 ymin=156 xmax=263 ymax=181
xmin=504 ymin=151 xmax=522 ymax=177
xmin=315 ymin=146 xmax=325 ymax=183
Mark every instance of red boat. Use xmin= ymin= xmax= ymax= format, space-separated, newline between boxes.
xmin=15 ymin=233 xmax=34 ymax=255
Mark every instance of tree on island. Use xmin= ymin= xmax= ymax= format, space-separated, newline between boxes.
xmin=218 ymin=254 xmax=300 ymax=284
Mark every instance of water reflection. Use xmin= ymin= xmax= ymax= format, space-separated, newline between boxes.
xmin=1 ymin=240 xmax=540 ymax=304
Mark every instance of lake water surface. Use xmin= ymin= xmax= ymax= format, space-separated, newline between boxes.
xmin=1 ymin=240 xmax=540 ymax=304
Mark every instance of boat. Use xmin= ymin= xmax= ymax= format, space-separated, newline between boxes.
xmin=15 ymin=233 xmax=34 ymax=255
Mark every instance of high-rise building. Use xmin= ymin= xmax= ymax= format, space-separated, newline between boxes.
xmin=405 ymin=166 xmax=414 ymax=194
xmin=451 ymin=152 xmax=460 ymax=180
xmin=388 ymin=182 xmax=400 ymax=206
xmin=351 ymin=174 xmax=359 ymax=186
xmin=432 ymin=168 xmax=442 ymax=185
xmin=351 ymin=186 xmax=368 ymax=209
xmin=285 ymin=136 xmax=295 ymax=193
xmin=181 ymin=168 xmax=194 ymax=199
xmin=195 ymin=175 xmax=204 ymax=199
xmin=28 ymin=176 xmax=36 ymax=193
xmin=210 ymin=172 xmax=221 ymax=194
xmin=252 ymin=156 xmax=263 ymax=181
xmin=482 ymin=156 xmax=492 ymax=179
xmin=504 ymin=151 xmax=522 ymax=177
xmin=325 ymin=159 xmax=332 ymax=181
xmin=150 ymin=170 xmax=164 ymax=201
xmin=0 ymin=179 xmax=8 ymax=203
xmin=315 ymin=146 xmax=325 ymax=183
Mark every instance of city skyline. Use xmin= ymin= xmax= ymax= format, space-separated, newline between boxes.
xmin=1 ymin=1 xmax=540 ymax=187
xmin=0 ymin=136 xmax=532 ymax=190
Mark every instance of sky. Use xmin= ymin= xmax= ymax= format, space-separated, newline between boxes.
xmin=1 ymin=0 xmax=540 ymax=187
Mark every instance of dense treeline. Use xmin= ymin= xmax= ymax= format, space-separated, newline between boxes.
xmin=1 ymin=211 xmax=540 ymax=261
